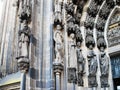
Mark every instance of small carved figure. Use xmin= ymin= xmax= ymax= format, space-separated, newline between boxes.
xmin=54 ymin=25 xmax=64 ymax=63
xmin=87 ymin=48 xmax=98 ymax=76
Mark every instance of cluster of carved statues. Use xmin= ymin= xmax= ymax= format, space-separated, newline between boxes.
xmin=65 ymin=0 xmax=85 ymax=86
xmin=16 ymin=0 xmax=31 ymax=72
xmin=53 ymin=0 xmax=111 ymax=88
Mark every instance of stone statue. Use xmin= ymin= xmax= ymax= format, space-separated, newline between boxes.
xmin=18 ymin=20 xmax=30 ymax=58
xmin=68 ymin=33 xmax=76 ymax=67
xmin=16 ymin=20 xmax=31 ymax=72
xmin=87 ymin=48 xmax=98 ymax=76
xmin=76 ymin=42 xmax=85 ymax=73
xmin=76 ymin=41 xmax=85 ymax=86
xmin=54 ymin=25 xmax=64 ymax=63
xmin=99 ymin=47 xmax=109 ymax=76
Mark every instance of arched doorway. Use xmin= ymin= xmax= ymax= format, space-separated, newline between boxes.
xmin=108 ymin=8 xmax=120 ymax=90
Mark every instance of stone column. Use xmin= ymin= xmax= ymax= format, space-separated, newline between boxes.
xmin=53 ymin=63 xmax=63 ymax=90
xmin=20 ymin=73 xmax=26 ymax=90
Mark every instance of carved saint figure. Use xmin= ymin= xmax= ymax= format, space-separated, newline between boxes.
xmin=87 ymin=46 xmax=98 ymax=76
xmin=54 ymin=26 xmax=63 ymax=63
xmin=18 ymin=20 xmax=30 ymax=59
xmin=99 ymin=47 xmax=109 ymax=76
xmin=16 ymin=20 xmax=30 ymax=72
xmin=68 ymin=33 xmax=77 ymax=67
xmin=76 ymin=42 xmax=85 ymax=73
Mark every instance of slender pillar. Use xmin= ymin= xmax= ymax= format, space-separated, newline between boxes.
xmin=20 ymin=73 xmax=26 ymax=90
xmin=53 ymin=63 xmax=63 ymax=90
xmin=55 ymin=72 xmax=61 ymax=90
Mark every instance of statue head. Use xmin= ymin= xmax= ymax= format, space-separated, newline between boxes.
xmin=70 ymin=33 xmax=75 ymax=39
xmin=76 ymin=41 xmax=81 ymax=47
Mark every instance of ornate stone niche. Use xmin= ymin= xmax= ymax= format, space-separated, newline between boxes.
xmin=54 ymin=0 xmax=63 ymax=26
xmin=97 ymin=36 xmax=107 ymax=50
xmin=85 ymin=34 xmax=95 ymax=48
xmin=67 ymin=68 xmax=77 ymax=84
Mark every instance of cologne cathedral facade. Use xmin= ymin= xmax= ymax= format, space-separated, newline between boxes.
xmin=0 ymin=0 xmax=120 ymax=90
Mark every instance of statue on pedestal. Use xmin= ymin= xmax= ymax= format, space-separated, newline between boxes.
xmin=16 ymin=20 xmax=31 ymax=72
